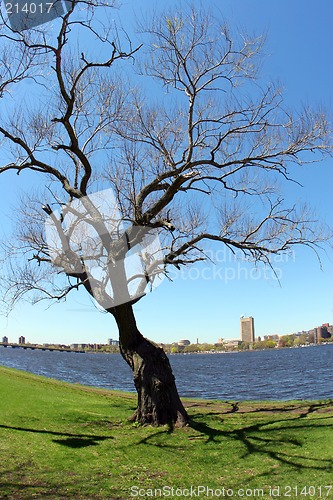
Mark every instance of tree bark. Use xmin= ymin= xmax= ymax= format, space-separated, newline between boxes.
xmin=112 ymin=303 xmax=189 ymax=427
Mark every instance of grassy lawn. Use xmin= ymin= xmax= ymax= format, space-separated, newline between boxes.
xmin=0 ymin=366 xmax=333 ymax=499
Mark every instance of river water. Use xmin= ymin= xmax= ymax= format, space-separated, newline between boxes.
xmin=0 ymin=344 xmax=332 ymax=400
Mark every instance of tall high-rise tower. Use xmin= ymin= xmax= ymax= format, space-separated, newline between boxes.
xmin=240 ymin=316 xmax=255 ymax=343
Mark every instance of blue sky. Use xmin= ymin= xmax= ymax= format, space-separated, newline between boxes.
xmin=0 ymin=0 xmax=332 ymax=345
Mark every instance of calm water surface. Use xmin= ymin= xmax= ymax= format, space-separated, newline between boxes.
xmin=0 ymin=344 xmax=332 ymax=400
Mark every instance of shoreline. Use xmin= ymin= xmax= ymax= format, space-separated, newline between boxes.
xmin=1 ymin=341 xmax=332 ymax=356
xmin=170 ymin=342 xmax=333 ymax=354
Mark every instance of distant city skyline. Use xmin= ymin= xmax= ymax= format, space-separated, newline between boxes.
xmin=1 ymin=319 xmax=331 ymax=347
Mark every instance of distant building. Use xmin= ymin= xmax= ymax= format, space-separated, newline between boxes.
xmin=224 ymin=339 xmax=242 ymax=348
xmin=315 ymin=324 xmax=332 ymax=343
xmin=2 ymin=336 xmax=8 ymax=343
xmin=108 ymin=338 xmax=119 ymax=346
xmin=18 ymin=336 xmax=26 ymax=344
xmin=177 ymin=339 xmax=190 ymax=347
xmin=264 ymin=334 xmax=279 ymax=341
xmin=240 ymin=316 xmax=255 ymax=343
xmin=70 ymin=344 xmax=89 ymax=350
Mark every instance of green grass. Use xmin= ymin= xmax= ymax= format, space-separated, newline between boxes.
xmin=1 ymin=366 xmax=333 ymax=499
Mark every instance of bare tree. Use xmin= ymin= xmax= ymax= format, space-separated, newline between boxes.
xmin=0 ymin=4 xmax=332 ymax=426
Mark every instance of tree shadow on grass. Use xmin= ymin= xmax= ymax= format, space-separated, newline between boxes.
xmin=0 ymin=477 xmax=62 ymax=499
xmin=134 ymin=407 xmax=333 ymax=474
xmin=189 ymin=412 xmax=333 ymax=471
xmin=52 ymin=436 xmax=108 ymax=448
xmin=0 ymin=423 xmax=112 ymax=448
xmin=0 ymin=474 xmax=104 ymax=499
xmin=0 ymin=481 xmax=46 ymax=499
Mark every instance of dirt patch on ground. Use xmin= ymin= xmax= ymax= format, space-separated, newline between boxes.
xmin=185 ymin=399 xmax=333 ymax=417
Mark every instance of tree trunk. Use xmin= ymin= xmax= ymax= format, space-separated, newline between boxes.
xmin=112 ymin=303 xmax=189 ymax=427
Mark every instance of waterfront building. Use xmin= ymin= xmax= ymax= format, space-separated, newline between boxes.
xmin=178 ymin=339 xmax=191 ymax=346
xmin=315 ymin=324 xmax=332 ymax=343
xmin=264 ymin=334 xmax=279 ymax=341
xmin=18 ymin=336 xmax=26 ymax=344
xmin=240 ymin=316 xmax=255 ymax=343
xmin=224 ymin=339 xmax=242 ymax=348
xmin=108 ymin=338 xmax=120 ymax=346
xmin=2 ymin=336 xmax=8 ymax=343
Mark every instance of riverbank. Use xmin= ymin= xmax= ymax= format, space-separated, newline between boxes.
xmin=2 ymin=340 xmax=331 ymax=356
xmin=1 ymin=366 xmax=333 ymax=499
